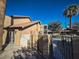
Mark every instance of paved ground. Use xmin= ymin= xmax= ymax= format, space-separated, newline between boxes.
xmin=0 ymin=43 xmax=42 ymax=59
xmin=0 ymin=43 xmax=21 ymax=59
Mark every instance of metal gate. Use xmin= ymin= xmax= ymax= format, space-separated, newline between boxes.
xmin=60 ymin=34 xmax=79 ymax=59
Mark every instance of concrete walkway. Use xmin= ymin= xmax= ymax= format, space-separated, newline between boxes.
xmin=0 ymin=43 xmax=47 ymax=59
xmin=0 ymin=43 xmax=21 ymax=59
xmin=0 ymin=44 xmax=39 ymax=59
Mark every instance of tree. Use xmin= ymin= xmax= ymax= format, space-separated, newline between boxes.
xmin=48 ymin=22 xmax=62 ymax=32
xmin=64 ymin=5 xmax=78 ymax=29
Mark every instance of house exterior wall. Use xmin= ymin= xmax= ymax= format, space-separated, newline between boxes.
xmin=22 ymin=23 xmax=40 ymax=34
xmin=32 ymin=32 xmax=39 ymax=49
xmin=40 ymin=24 xmax=48 ymax=35
xmin=4 ymin=16 xmax=11 ymax=27
xmin=14 ymin=29 xmax=21 ymax=46
xmin=3 ymin=16 xmax=11 ymax=45
xmin=14 ymin=23 xmax=41 ymax=48
xmin=0 ymin=0 xmax=6 ymax=46
xmin=13 ymin=18 xmax=31 ymax=25
xmin=2 ymin=30 xmax=7 ymax=44
xmin=3 ymin=15 xmax=41 ymax=49
xmin=22 ymin=23 xmax=40 ymax=48
xmin=3 ymin=16 xmax=32 ymax=45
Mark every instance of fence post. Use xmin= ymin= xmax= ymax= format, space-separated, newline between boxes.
xmin=71 ymin=35 xmax=73 ymax=59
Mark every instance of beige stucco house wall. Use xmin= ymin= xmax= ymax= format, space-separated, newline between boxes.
xmin=4 ymin=16 xmax=11 ymax=27
xmin=19 ymin=22 xmax=40 ymax=48
xmin=3 ymin=16 xmax=41 ymax=49
xmin=13 ymin=21 xmax=41 ymax=48
xmin=12 ymin=16 xmax=31 ymax=25
xmin=0 ymin=0 xmax=6 ymax=47
xmin=3 ymin=16 xmax=11 ymax=44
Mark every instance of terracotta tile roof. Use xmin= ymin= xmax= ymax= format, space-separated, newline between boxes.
xmin=8 ymin=21 xmax=40 ymax=29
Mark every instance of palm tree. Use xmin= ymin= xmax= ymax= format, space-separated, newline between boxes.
xmin=64 ymin=5 xmax=78 ymax=29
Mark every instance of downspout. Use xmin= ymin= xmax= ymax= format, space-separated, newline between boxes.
xmin=11 ymin=16 xmax=14 ymax=26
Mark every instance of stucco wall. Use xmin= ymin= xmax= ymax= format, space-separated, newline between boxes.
xmin=3 ymin=15 xmax=41 ymax=49
xmin=14 ymin=18 xmax=31 ymax=25
xmin=3 ymin=16 xmax=32 ymax=46
xmin=14 ymin=23 xmax=41 ymax=48
xmin=2 ymin=16 xmax=11 ymax=45
xmin=0 ymin=0 xmax=6 ymax=46
xmin=2 ymin=30 xmax=7 ymax=44
xmin=14 ymin=29 xmax=21 ymax=46
xmin=22 ymin=23 xmax=40 ymax=34
xmin=4 ymin=16 xmax=11 ymax=27
xmin=21 ymin=23 xmax=40 ymax=48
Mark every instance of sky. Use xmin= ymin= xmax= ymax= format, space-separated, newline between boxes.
xmin=6 ymin=0 xmax=79 ymax=28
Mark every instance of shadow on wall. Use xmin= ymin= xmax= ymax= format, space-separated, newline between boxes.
xmin=1 ymin=30 xmax=11 ymax=51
